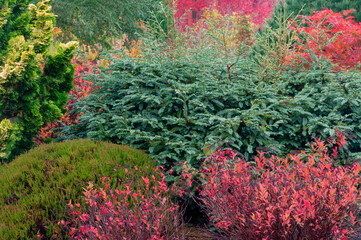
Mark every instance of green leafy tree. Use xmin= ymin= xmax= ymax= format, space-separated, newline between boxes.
xmin=0 ymin=0 xmax=77 ymax=161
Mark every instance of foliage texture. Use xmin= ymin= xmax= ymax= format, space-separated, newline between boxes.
xmin=31 ymin=0 xmax=165 ymax=46
xmin=0 ymin=139 xmax=156 ymax=239
xmin=0 ymin=0 xmax=77 ymax=161
xmin=65 ymin=170 xmax=183 ymax=239
xmin=34 ymin=36 xmax=144 ymax=145
xmin=188 ymin=135 xmax=361 ymax=239
xmin=289 ymin=9 xmax=361 ymax=71
xmin=58 ymin=27 xmax=361 ymax=179
xmin=173 ymin=0 xmax=278 ymax=28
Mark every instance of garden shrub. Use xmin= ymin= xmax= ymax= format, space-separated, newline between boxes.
xmin=0 ymin=118 xmax=21 ymax=159
xmin=34 ymin=36 xmax=144 ymax=145
xmin=0 ymin=139 xmax=156 ymax=239
xmin=190 ymin=134 xmax=361 ymax=239
xmin=0 ymin=0 xmax=77 ymax=161
xmin=65 ymin=168 xmax=183 ymax=239
xmin=34 ymin=56 xmax=95 ymax=145
xmin=290 ymin=9 xmax=361 ymax=71
xmin=250 ymin=7 xmax=297 ymax=76
xmin=58 ymin=26 xmax=361 ymax=179
xmin=191 ymin=7 xmax=256 ymax=51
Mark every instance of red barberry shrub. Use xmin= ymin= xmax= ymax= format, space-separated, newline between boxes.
xmin=64 ymin=167 xmax=183 ymax=240
xmin=289 ymin=9 xmax=361 ymax=70
xmin=172 ymin=0 xmax=278 ymax=29
xmin=195 ymin=134 xmax=361 ymax=239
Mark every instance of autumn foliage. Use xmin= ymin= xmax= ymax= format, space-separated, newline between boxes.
xmin=182 ymin=133 xmax=361 ymax=239
xmin=289 ymin=9 xmax=361 ymax=70
xmin=64 ymin=167 xmax=183 ymax=240
xmin=172 ymin=0 xmax=278 ymax=29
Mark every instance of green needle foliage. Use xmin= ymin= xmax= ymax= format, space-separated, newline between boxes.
xmin=0 ymin=139 xmax=156 ymax=239
xmin=31 ymin=0 xmax=166 ymax=47
xmin=0 ymin=0 xmax=77 ymax=161
xmin=58 ymin=20 xmax=361 ymax=178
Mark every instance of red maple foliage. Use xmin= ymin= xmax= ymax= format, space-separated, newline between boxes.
xmin=172 ymin=0 xmax=278 ymax=29
xmin=288 ymin=9 xmax=361 ymax=70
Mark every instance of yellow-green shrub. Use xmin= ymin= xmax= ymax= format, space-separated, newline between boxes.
xmin=0 ymin=139 xmax=156 ymax=239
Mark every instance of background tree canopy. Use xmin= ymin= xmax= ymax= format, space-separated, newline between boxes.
xmin=283 ymin=0 xmax=361 ymax=21
xmin=31 ymin=0 xmax=165 ymax=46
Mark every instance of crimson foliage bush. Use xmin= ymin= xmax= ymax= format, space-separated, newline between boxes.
xmin=188 ymin=134 xmax=361 ymax=239
xmin=289 ymin=9 xmax=361 ymax=71
xmin=64 ymin=167 xmax=183 ymax=240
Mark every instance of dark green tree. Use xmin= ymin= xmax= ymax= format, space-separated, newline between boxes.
xmin=31 ymin=0 xmax=166 ymax=47
xmin=0 ymin=0 xmax=77 ymax=161
xmin=283 ymin=0 xmax=361 ymax=21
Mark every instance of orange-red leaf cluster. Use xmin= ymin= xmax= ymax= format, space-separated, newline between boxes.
xmin=63 ymin=167 xmax=182 ymax=239
xmin=288 ymin=9 xmax=361 ymax=70
xmin=194 ymin=134 xmax=360 ymax=239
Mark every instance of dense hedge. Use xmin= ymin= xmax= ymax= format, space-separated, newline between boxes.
xmin=0 ymin=139 xmax=156 ymax=239
xmin=59 ymin=50 xmax=361 ymax=174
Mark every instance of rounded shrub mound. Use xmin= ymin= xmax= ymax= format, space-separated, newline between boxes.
xmin=0 ymin=139 xmax=156 ymax=239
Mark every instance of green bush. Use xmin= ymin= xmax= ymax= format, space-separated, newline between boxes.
xmin=0 ymin=0 xmax=77 ymax=161
xmin=58 ymin=17 xmax=361 ymax=179
xmin=0 ymin=139 xmax=156 ymax=239
xmin=59 ymin=59 xmax=361 ymax=175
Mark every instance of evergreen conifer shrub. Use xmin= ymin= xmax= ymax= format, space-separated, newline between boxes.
xmin=0 ymin=139 xmax=156 ymax=239
xmin=58 ymin=37 xmax=361 ymax=177
xmin=0 ymin=0 xmax=77 ymax=161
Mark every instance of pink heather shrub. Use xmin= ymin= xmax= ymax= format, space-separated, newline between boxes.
xmin=64 ymin=167 xmax=183 ymax=240
xmin=183 ymin=133 xmax=361 ymax=239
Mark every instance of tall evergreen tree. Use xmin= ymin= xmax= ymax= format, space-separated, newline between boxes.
xmin=0 ymin=0 xmax=77 ymax=161
xmin=31 ymin=0 xmax=165 ymax=46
